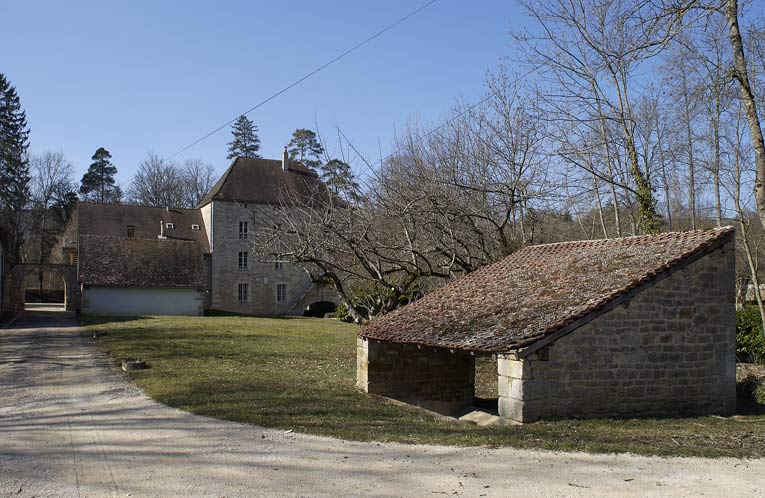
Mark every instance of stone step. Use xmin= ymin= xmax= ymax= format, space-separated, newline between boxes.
xmin=458 ymin=409 xmax=503 ymax=427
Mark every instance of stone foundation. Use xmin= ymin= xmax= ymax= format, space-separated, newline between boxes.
xmin=357 ymin=338 xmax=475 ymax=415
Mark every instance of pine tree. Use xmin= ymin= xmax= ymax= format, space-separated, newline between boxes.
xmin=227 ymin=115 xmax=261 ymax=159
xmin=287 ymin=128 xmax=324 ymax=170
xmin=321 ymin=159 xmax=359 ymax=201
xmin=79 ymin=147 xmax=122 ymax=203
xmin=0 ymin=73 xmax=32 ymax=262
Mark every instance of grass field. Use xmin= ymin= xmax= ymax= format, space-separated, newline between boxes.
xmin=84 ymin=315 xmax=765 ymax=458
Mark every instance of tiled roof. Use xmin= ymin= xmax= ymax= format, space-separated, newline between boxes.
xmin=360 ymin=228 xmax=735 ymax=353
xmin=78 ymin=202 xmax=210 ymax=253
xmin=78 ymin=235 xmax=207 ymax=288
xmin=196 ymin=157 xmax=322 ymax=207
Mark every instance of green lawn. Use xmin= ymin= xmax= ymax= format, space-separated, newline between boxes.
xmin=84 ymin=315 xmax=765 ymax=458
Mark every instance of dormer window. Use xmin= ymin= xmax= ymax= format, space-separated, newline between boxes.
xmin=166 ymin=223 xmax=175 ymax=229
xmin=191 ymin=224 xmax=200 ymax=230
xmin=126 ymin=225 xmax=135 ymax=238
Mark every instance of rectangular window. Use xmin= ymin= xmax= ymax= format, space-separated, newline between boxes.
xmin=276 ymin=284 xmax=287 ymax=303
xmin=274 ymin=261 xmax=284 ymax=271
xmin=238 ymin=283 xmax=248 ymax=302
xmin=126 ymin=225 xmax=135 ymax=238
xmin=238 ymin=251 xmax=248 ymax=269
xmin=239 ymin=221 xmax=248 ymax=239
xmin=191 ymin=224 xmax=200 ymax=230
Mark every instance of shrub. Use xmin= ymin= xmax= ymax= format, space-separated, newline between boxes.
xmin=737 ymin=374 xmax=765 ymax=405
xmin=736 ymin=306 xmax=765 ymax=363
xmin=757 ymin=383 xmax=765 ymax=405
xmin=335 ymin=302 xmax=354 ymax=323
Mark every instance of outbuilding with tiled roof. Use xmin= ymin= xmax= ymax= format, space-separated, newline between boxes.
xmin=357 ymin=228 xmax=737 ymax=422
xmin=78 ymin=235 xmax=207 ymax=316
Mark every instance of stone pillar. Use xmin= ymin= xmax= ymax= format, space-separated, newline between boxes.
xmin=356 ymin=337 xmax=369 ymax=391
xmin=497 ymin=355 xmax=538 ymax=423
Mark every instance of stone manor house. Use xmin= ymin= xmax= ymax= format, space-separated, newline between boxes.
xmin=65 ymin=151 xmax=337 ymax=316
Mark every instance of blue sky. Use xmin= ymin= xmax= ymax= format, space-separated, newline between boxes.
xmin=1 ymin=0 xmax=525 ymax=186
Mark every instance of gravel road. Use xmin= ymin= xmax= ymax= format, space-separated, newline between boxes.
xmin=1 ymin=311 xmax=763 ymax=498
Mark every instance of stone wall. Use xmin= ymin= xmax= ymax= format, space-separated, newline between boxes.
xmin=357 ymin=338 xmax=475 ymax=415
xmin=499 ymin=239 xmax=736 ymax=422
xmin=208 ymin=201 xmax=319 ymax=315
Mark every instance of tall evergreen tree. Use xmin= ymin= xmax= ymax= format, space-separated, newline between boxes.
xmin=0 ymin=73 xmax=32 ymax=262
xmin=320 ymin=158 xmax=359 ymax=200
xmin=227 ymin=115 xmax=261 ymax=159
xmin=287 ymin=128 xmax=324 ymax=170
xmin=79 ymin=147 xmax=122 ymax=203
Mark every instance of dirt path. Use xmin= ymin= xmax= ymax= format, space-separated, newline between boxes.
xmin=0 ymin=311 xmax=763 ymax=498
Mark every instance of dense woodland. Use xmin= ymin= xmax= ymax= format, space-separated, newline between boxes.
xmin=3 ymin=1 xmax=765 ymax=337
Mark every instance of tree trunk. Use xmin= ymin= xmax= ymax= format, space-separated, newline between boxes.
xmin=725 ymin=0 xmax=765 ymax=230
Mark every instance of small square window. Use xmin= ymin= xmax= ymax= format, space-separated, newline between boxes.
xmin=191 ymin=224 xmax=200 ymax=230
xmin=239 ymin=221 xmax=248 ymax=239
xmin=276 ymin=283 xmax=287 ymax=303
xmin=166 ymin=222 xmax=175 ymax=229
xmin=238 ymin=283 xmax=248 ymax=302
xmin=238 ymin=251 xmax=248 ymax=270
xmin=274 ymin=261 xmax=284 ymax=271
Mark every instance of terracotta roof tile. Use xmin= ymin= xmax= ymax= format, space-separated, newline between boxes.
xmin=78 ymin=235 xmax=206 ymax=288
xmin=360 ymin=228 xmax=735 ymax=353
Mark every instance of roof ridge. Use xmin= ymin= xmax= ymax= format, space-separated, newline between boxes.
xmin=78 ymin=200 xmax=199 ymax=212
xmin=195 ymin=157 xmax=239 ymax=208
xmin=528 ymin=226 xmax=735 ymax=249
xmin=79 ymin=234 xmax=202 ymax=244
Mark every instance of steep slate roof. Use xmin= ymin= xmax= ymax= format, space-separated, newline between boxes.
xmin=196 ymin=157 xmax=322 ymax=207
xmin=78 ymin=235 xmax=206 ymax=288
xmin=78 ymin=202 xmax=210 ymax=253
xmin=360 ymin=228 xmax=735 ymax=353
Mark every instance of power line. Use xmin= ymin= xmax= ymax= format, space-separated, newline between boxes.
xmin=168 ymin=0 xmax=441 ymax=159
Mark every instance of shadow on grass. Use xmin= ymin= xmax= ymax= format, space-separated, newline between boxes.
xmin=81 ymin=315 xmax=156 ymax=326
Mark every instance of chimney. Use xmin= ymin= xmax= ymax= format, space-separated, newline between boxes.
xmin=282 ymin=146 xmax=289 ymax=171
xmin=158 ymin=219 xmax=166 ymax=240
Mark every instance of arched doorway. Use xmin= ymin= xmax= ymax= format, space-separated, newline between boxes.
xmin=303 ymin=300 xmax=337 ymax=318
xmin=7 ymin=264 xmax=80 ymax=313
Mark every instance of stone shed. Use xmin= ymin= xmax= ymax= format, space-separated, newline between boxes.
xmin=357 ymin=228 xmax=737 ymax=422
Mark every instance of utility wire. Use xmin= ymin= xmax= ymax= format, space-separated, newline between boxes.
xmin=168 ymin=0 xmax=441 ymax=159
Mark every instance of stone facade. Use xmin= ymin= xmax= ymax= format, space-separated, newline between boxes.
xmin=207 ymin=201 xmax=322 ymax=315
xmin=357 ymin=337 xmax=475 ymax=415
xmin=499 ymin=238 xmax=736 ymax=422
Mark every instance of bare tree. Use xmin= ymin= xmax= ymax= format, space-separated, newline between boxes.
xmin=253 ymin=77 xmax=549 ymax=321
xmin=181 ymin=159 xmax=217 ymax=208
xmin=515 ymin=0 xmax=700 ymax=234
xmin=127 ymin=152 xmax=185 ymax=208
xmin=719 ymin=0 xmax=765 ymax=230
xmin=30 ymin=150 xmax=75 ymax=262
xmin=722 ymin=96 xmax=765 ymax=340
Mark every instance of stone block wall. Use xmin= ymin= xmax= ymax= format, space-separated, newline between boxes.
xmin=357 ymin=337 xmax=475 ymax=415
xmin=207 ymin=201 xmax=316 ymax=315
xmin=499 ymin=239 xmax=736 ymax=422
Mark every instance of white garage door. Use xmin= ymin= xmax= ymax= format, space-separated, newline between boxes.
xmin=84 ymin=287 xmax=204 ymax=316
